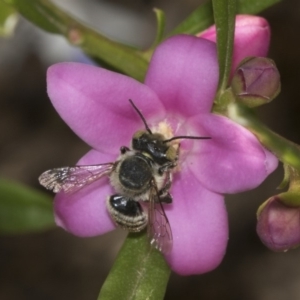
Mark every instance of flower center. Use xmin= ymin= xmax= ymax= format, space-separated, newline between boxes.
xmin=151 ymin=121 xmax=174 ymax=140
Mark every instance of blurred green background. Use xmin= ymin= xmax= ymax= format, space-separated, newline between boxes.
xmin=0 ymin=0 xmax=300 ymax=299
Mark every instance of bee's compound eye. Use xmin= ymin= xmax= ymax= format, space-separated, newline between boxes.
xmin=107 ymin=195 xmax=147 ymax=232
xmin=165 ymin=145 xmax=177 ymax=161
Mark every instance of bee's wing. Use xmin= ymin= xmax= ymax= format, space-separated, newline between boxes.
xmin=147 ymin=183 xmax=173 ymax=254
xmin=39 ymin=163 xmax=114 ymax=193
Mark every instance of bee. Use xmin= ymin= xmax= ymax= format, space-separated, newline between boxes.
xmin=39 ymin=99 xmax=210 ymax=254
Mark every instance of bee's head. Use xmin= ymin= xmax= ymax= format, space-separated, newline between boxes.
xmin=132 ymin=130 xmax=177 ymax=165
xmin=129 ymin=99 xmax=211 ymax=165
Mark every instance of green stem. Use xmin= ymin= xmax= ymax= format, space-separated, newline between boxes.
xmin=212 ymin=0 xmax=236 ymax=97
xmin=4 ymin=0 xmax=148 ymax=81
xmin=227 ymin=103 xmax=300 ymax=170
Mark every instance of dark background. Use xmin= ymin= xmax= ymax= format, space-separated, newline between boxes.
xmin=1 ymin=0 xmax=300 ymax=299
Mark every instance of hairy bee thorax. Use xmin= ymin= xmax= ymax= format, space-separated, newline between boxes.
xmin=109 ymin=121 xmax=179 ymax=202
xmin=109 ymin=149 xmax=169 ymax=202
xmin=110 ymin=151 xmax=153 ymax=200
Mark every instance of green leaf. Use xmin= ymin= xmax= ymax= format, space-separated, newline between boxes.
xmin=3 ymin=0 xmax=148 ymax=81
xmin=237 ymin=0 xmax=282 ymax=14
xmin=170 ymin=0 xmax=281 ymax=36
xmin=212 ymin=0 xmax=236 ymax=95
xmin=98 ymin=231 xmax=170 ymax=300
xmin=152 ymin=8 xmax=166 ymax=47
xmin=171 ymin=1 xmax=214 ymax=36
xmin=0 ymin=178 xmax=55 ymax=234
xmin=0 ymin=1 xmax=18 ymax=37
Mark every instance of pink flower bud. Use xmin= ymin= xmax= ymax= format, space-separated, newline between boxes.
xmin=199 ymin=15 xmax=271 ymax=76
xmin=231 ymin=57 xmax=281 ymax=107
xmin=257 ymin=195 xmax=300 ymax=251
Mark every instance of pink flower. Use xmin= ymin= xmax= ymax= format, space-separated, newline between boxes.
xmin=199 ymin=14 xmax=271 ymax=78
xmin=46 ymin=22 xmax=277 ymax=275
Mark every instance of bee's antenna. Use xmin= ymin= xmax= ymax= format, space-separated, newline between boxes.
xmin=163 ymin=136 xmax=211 ymax=143
xmin=129 ymin=99 xmax=152 ymax=134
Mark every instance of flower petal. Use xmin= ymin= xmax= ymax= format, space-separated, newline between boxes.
xmin=54 ymin=149 xmax=117 ymax=236
xmin=145 ymin=35 xmax=219 ymax=116
xmin=47 ymin=62 xmax=166 ymax=153
xmin=186 ymin=114 xmax=278 ymax=194
xmin=165 ymin=168 xmax=228 ymax=275
xmin=199 ymin=15 xmax=270 ymax=76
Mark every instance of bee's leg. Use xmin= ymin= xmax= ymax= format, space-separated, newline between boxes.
xmin=107 ymin=195 xmax=147 ymax=232
xmin=120 ymin=146 xmax=130 ymax=154
xmin=158 ymin=162 xmax=176 ymax=175
xmin=159 ymin=193 xmax=173 ymax=204
xmin=158 ymin=172 xmax=173 ymax=203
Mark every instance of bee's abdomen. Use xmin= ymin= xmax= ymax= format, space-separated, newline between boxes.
xmin=107 ymin=195 xmax=147 ymax=232
xmin=118 ymin=154 xmax=152 ymax=190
